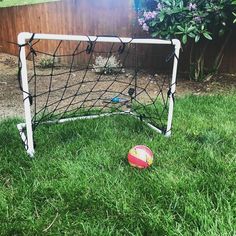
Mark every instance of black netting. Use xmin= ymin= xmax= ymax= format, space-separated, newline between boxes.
xmin=17 ymin=35 xmax=177 ymax=151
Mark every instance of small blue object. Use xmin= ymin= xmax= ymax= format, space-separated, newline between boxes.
xmin=111 ymin=97 xmax=128 ymax=103
xmin=111 ymin=97 xmax=120 ymax=103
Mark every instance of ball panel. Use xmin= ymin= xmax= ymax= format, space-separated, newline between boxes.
xmin=129 ymin=148 xmax=147 ymax=162
xmin=135 ymin=145 xmax=153 ymax=157
xmin=147 ymin=156 xmax=153 ymax=165
xmin=128 ymin=153 xmax=149 ymax=168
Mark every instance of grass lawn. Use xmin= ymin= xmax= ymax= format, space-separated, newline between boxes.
xmin=0 ymin=0 xmax=59 ymax=8
xmin=0 ymin=94 xmax=236 ymax=235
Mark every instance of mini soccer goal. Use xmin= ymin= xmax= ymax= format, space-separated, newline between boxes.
xmin=17 ymin=32 xmax=181 ymax=157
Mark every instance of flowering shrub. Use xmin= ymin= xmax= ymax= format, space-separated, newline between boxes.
xmin=138 ymin=0 xmax=235 ymax=44
xmin=93 ymin=55 xmax=124 ymax=75
xmin=39 ymin=57 xmax=54 ymax=68
xmin=137 ymin=0 xmax=235 ymax=80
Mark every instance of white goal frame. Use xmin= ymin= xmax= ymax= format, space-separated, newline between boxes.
xmin=17 ymin=32 xmax=181 ymax=157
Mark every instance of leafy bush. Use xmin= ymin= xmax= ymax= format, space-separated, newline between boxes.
xmin=138 ymin=0 xmax=234 ymax=44
xmin=137 ymin=0 xmax=236 ymax=80
xmin=93 ymin=55 xmax=125 ymax=75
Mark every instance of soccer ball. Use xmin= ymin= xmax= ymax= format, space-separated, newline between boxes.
xmin=128 ymin=145 xmax=153 ymax=168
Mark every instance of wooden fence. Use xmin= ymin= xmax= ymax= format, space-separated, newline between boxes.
xmin=0 ymin=0 xmax=135 ymax=54
xmin=0 ymin=0 xmax=235 ymax=73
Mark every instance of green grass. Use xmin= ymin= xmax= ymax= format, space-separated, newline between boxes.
xmin=0 ymin=94 xmax=236 ymax=235
xmin=0 ymin=0 xmax=59 ymax=8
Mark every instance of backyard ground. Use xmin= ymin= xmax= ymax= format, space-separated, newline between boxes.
xmin=0 ymin=53 xmax=236 ymax=119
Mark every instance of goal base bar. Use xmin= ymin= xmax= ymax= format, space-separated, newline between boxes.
xmin=17 ymin=111 xmax=167 ymax=157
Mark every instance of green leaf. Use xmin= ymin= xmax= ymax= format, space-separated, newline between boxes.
xmin=218 ymin=29 xmax=225 ymax=36
xmin=203 ymin=32 xmax=212 ymax=40
xmin=188 ymin=32 xmax=195 ymax=38
xmin=233 ymin=12 xmax=236 ymax=23
xmin=195 ymin=35 xmax=200 ymax=42
xmin=187 ymin=26 xmax=195 ymax=33
xmin=159 ymin=12 xmax=165 ymax=22
xmin=182 ymin=34 xmax=187 ymax=44
xmin=150 ymin=20 xmax=157 ymax=27
xmin=164 ymin=0 xmax=172 ymax=6
xmin=177 ymin=25 xmax=185 ymax=32
xmin=151 ymin=31 xmax=159 ymax=37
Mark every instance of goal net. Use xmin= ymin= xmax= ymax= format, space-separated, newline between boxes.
xmin=17 ymin=32 xmax=181 ymax=157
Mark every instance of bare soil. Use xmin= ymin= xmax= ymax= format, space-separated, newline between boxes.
xmin=0 ymin=53 xmax=236 ymax=119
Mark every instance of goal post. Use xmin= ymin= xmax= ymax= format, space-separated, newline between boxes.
xmin=17 ymin=32 xmax=181 ymax=157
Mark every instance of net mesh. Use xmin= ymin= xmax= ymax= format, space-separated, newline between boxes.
xmin=18 ymin=36 xmax=176 ymax=139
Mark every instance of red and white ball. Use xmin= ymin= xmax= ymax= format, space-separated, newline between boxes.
xmin=128 ymin=145 xmax=153 ymax=168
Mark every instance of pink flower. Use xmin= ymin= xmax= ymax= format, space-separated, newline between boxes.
xmin=138 ymin=18 xmax=145 ymax=26
xmin=194 ymin=16 xmax=201 ymax=23
xmin=142 ymin=23 xmax=149 ymax=31
xmin=143 ymin=11 xmax=157 ymax=21
xmin=156 ymin=3 xmax=163 ymax=10
xmin=188 ymin=3 xmax=197 ymax=11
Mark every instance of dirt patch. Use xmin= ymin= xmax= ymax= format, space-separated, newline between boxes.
xmin=0 ymin=54 xmax=23 ymax=118
xmin=0 ymin=53 xmax=236 ymax=119
xmin=176 ymin=74 xmax=236 ymax=95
